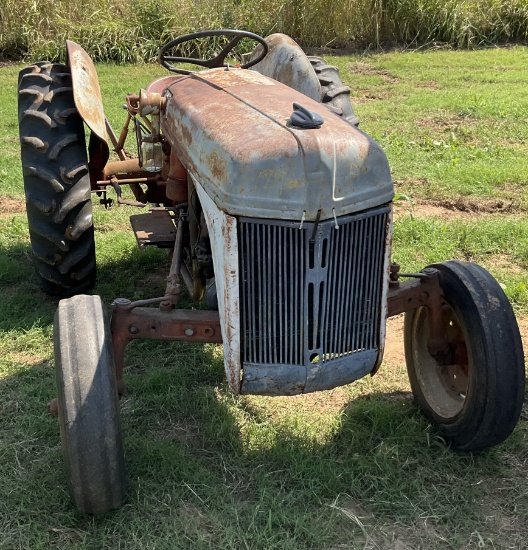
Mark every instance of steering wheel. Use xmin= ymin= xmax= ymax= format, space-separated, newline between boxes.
xmin=159 ymin=29 xmax=269 ymax=74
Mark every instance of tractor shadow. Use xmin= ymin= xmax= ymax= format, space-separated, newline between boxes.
xmin=0 ymin=238 xmax=525 ymax=544
xmin=114 ymin=339 xmax=523 ymax=542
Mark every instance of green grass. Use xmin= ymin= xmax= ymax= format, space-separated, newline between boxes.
xmin=1 ymin=47 xmax=527 ymax=548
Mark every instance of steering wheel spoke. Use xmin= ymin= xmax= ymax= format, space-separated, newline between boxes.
xmin=159 ymin=29 xmax=268 ymax=74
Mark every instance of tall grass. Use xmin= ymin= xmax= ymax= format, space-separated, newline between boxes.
xmin=1 ymin=0 xmax=528 ymax=61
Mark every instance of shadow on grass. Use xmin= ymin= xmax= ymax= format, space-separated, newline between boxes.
xmin=0 ymin=240 xmax=172 ymax=332
xmin=0 ymin=240 xmax=525 ymax=548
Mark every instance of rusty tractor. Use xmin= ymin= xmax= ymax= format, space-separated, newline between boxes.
xmin=17 ymin=30 xmax=525 ymax=514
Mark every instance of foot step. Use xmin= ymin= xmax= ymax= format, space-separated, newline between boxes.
xmin=130 ymin=209 xmax=176 ymax=248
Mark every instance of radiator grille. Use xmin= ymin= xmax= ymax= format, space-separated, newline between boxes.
xmin=239 ymin=206 xmax=389 ymax=368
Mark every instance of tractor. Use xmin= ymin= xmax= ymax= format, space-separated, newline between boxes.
xmin=17 ymin=30 xmax=525 ymax=514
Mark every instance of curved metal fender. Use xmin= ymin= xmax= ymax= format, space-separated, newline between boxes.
xmin=250 ymin=33 xmax=321 ymax=102
xmin=66 ymin=41 xmax=109 ymax=155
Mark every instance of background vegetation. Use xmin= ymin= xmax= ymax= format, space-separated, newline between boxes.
xmin=2 ymin=0 xmax=528 ymax=61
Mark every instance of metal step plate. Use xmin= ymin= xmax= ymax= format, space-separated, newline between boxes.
xmin=130 ymin=209 xmax=176 ymax=248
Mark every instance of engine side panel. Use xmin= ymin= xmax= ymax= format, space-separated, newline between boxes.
xmin=162 ymin=68 xmax=393 ymax=222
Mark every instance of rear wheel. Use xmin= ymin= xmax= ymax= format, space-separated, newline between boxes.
xmin=18 ymin=62 xmax=96 ymax=297
xmin=54 ymin=294 xmax=126 ymax=514
xmin=404 ymin=260 xmax=525 ymax=452
xmin=308 ymin=57 xmax=360 ymax=127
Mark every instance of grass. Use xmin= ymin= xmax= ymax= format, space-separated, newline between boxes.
xmin=2 ymin=0 xmax=528 ymax=61
xmin=1 ymin=46 xmax=527 ymax=548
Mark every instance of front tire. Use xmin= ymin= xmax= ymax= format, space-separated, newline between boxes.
xmin=404 ymin=260 xmax=525 ymax=452
xmin=18 ymin=62 xmax=96 ymax=297
xmin=54 ymin=295 xmax=126 ymax=514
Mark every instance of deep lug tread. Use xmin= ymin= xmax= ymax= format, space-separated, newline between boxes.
xmin=43 ymin=86 xmax=74 ymax=103
xmin=49 ymin=135 xmax=79 ymax=160
xmin=55 ymin=107 xmax=78 ymax=123
xmin=54 ymin=184 xmax=91 ymax=223
xmin=18 ymin=62 xmax=96 ymax=297
xmin=20 ymin=136 xmax=48 ymax=151
xmin=23 ymin=165 xmax=64 ymax=192
xmin=308 ymin=56 xmax=360 ymax=127
xmin=58 ymin=232 xmax=95 ymax=273
xmin=20 ymin=109 xmax=56 ymax=128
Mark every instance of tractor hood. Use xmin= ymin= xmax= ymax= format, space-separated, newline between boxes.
xmin=162 ymin=68 xmax=393 ymax=221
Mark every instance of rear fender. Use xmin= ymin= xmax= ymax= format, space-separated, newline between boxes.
xmin=66 ymin=40 xmax=109 ymax=174
xmin=250 ymin=33 xmax=321 ymax=102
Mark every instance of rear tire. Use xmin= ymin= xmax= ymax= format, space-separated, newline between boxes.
xmin=404 ymin=260 xmax=525 ymax=452
xmin=18 ymin=62 xmax=96 ymax=297
xmin=54 ymin=295 xmax=126 ymax=514
xmin=308 ymin=57 xmax=360 ymax=127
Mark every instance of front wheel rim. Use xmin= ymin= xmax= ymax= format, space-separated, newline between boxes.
xmin=410 ymin=305 xmax=470 ymax=419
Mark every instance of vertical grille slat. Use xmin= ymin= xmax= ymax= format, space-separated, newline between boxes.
xmin=239 ymin=206 xmax=389 ymax=370
xmin=340 ymin=221 xmax=354 ymax=357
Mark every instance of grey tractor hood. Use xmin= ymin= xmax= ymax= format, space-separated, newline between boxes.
xmin=162 ymin=68 xmax=394 ymax=221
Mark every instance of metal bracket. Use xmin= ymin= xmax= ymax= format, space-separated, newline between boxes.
xmin=111 ymin=300 xmax=222 ymax=396
xmin=387 ymin=267 xmax=452 ymax=365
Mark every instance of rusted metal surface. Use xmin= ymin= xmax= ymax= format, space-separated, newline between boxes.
xmin=387 ymin=271 xmax=440 ymax=318
xmin=111 ymin=301 xmax=222 ymax=395
xmin=146 ymin=75 xmax=185 ymax=95
xmin=193 ymin=176 xmax=241 ymax=394
xmin=66 ymin=41 xmax=108 ymax=145
xmin=161 ymin=212 xmax=186 ymax=310
xmin=130 ymin=210 xmax=176 ymax=247
xmin=251 ymin=33 xmax=321 ymax=101
xmin=162 ymin=68 xmax=393 ymax=222
xmin=138 ymin=89 xmax=165 ymax=118
xmin=387 ymin=268 xmax=453 ymax=364
xmin=103 ymin=158 xmax=151 ymax=179
xmin=166 ymin=150 xmax=188 ymax=202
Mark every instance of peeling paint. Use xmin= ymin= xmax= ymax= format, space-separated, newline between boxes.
xmin=162 ymin=68 xmax=394 ymax=222
xmin=193 ymin=176 xmax=241 ymax=394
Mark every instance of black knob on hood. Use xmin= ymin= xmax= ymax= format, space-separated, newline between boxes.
xmin=290 ymin=103 xmax=324 ymax=129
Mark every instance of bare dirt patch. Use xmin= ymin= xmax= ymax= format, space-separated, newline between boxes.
xmin=0 ymin=197 xmax=25 ymax=216
xmin=415 ymin=81 xmax=439 ymax=89
xmin=384 ymin=315 xmax=406 ymax=368
xmin=394 ymin=197 xmax=523 ymax=222
xmin=349 ymin=62 xmax=400 ymax=83
xmin=416 ymin=113 xmax=477 ymax=131
xmin=353 ymin=90 xmax=393 ymax=103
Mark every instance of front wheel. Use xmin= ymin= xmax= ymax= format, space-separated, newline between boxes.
xmin=404 ymin=260 xmax=525 ymax=452
xmin=54 ymin=294 xmax=127 ymax=514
